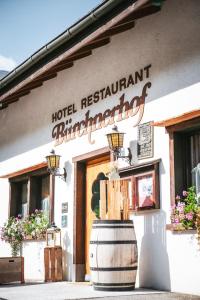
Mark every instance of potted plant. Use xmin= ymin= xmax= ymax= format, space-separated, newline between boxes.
xmin=0 ymin=210 xmax=49 ymax=256
xmin=0 ymin=215 xmax=23 ymax=256
xmin=171 ymin=186 xmax=198 ymax=231
xmin=22 ymin=210 xmax=49 ymax=240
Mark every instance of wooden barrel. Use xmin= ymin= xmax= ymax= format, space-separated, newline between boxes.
xmin=89 ymin=220 xmax=137 ymax=291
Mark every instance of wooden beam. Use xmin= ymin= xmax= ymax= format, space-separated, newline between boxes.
xmin=34 ymin=73 xmax=57 ymax=83
xmin=7 ymin=90 xmax=30 ymax=100
xmin=22 ymin=82 xmax=43 ymax=90
xmin=119 ymin=4 xmax=160 ymax=24
xmin=104 ymin=20 xmax=135 ymax=37
xmin=0 ymin=103 xmax=8 ymax=110
xmin=48 ymin=62 xmax=74 ymax=73
xmin=66 ymin=50 xmax=92 ymax=62
xmin=82 ymin=37 xmax=110 ymax=52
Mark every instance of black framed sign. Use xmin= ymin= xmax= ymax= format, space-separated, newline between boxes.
xmin=137 ymin=121 xmax=153 ymax=159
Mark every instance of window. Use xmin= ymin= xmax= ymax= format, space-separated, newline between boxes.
xmin=173 ymin=129 xmax=200 ymax=198
xmin=9 ymin=167 xmax=50 ymax=220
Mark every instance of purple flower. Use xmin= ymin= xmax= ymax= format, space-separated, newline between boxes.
xmin=176 ymin=195 xmax=181 ymax=200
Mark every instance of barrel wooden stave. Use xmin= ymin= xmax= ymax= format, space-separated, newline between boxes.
xmin=89 ymin=220 xmax=138 ymax=291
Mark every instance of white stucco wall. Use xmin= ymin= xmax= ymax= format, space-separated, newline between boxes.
xmin=0 ymin=0 xmax=200 ymax=294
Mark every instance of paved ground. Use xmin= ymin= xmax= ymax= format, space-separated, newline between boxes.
xmin=0 ymin=282 xmax=199 ymax=300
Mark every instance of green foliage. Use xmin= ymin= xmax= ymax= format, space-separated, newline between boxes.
xmin=22 ymin=210 xmax=49 ymax=239
xmin=0 ymin=210 xmax=50 ymax=256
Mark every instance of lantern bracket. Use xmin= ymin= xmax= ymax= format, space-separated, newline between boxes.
xmin=113 ymin=147 xmax=132 ymax=165
xmin=48 ymin=167 xmax=67 ymax=182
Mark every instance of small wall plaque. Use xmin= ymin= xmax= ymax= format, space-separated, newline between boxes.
xmin=62 ymin=202 xmax=68 ymax=214
xmin=61 ymin=215 xmax=68 ymax=228
xmin=137 ymin=122 xmax=153 ymax=159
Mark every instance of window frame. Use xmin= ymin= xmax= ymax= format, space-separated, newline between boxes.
xmin=119 ymin=159 xmax=160 ymax=211
xmin=167 ymin=116 xmax=200 ymax=206
xmin=8 ymin=165 xmax=54 ymax=223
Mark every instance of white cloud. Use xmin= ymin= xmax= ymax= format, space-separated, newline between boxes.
xmin=0 ymin=54 xmax=17 ymax=71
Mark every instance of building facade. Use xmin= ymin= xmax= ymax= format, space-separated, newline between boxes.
xmin=0 ymin=0 xmax=200 ymax=295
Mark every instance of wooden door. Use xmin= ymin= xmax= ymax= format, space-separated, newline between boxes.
xmin=85 ymin=156 xmax=110 ymax=277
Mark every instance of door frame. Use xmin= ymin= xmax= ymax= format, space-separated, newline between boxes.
xmin=72 ymin=146 xmax=110 ymax=281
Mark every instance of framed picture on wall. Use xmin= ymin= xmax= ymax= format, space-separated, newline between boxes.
xmin=119 ymin=159 xmax=160 ymax=212
xmin=133 ymin=169 xmax=159 ymax=211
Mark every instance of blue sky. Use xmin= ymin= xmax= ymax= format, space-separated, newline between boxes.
xmin=0 ymin=0 xmax=101 ymax=71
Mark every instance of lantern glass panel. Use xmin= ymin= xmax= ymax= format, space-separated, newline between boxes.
xmin=46 ymin=228 xmax=61 ymax=247
xmin=46 ymin=154 xmax=60 ymax=170
xmin=107 ymin=132 xmax=124 ymax=149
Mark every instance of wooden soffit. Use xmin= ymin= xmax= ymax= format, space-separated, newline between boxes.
xmin=0 ymin=0 xmax=161 ymax=109
xmin=152 ymin=108 xmax=200 ymax=132
xmin=0 ymin=162 xmax=47 ymax=179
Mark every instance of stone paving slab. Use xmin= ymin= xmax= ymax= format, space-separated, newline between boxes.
xmin=0 ymin=282 xmax=199 ymax=300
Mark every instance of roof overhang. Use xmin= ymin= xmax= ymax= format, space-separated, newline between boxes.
xmin=0 ymin=0 xmax=164 ymax=110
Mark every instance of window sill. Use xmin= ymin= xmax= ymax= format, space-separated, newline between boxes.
xmin=23 ymin=235 xmax=46 ymax=242
xmin=166 ymin=224 xmax=197 ymax=233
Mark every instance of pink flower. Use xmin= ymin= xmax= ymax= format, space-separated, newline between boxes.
xmin=176 ymin=195 xmax=181 ymax=200
xmin=182 ymin=191 xmax=188 ymax=197
xmin=174 ymin=216 xmax=180 ymax=223
xmin=186 ymin=212 xmax=193 ymax=220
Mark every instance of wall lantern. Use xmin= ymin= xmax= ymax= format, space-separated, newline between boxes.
xmin=106 ymin=125 xmax=132 ymax=165
xmin=46 ymin=223 xmax=61 ymax=247
xmin=46 ymin=149 xmax=67 ymax=181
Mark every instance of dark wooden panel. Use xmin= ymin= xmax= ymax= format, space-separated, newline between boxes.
xmin=73 ymin=162 xmax=86 ymax=265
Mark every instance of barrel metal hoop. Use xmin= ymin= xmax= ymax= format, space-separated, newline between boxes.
xmin=90 ymin=240 xmax=137 ymax=245
xmin=90 ymin=266 xmax=138 ymax=271
xmin=93 ymin=220 xmax=133 ymax=224
xmin=93 ymin=286 xmax=135 ymax=291
xmin=93 ymin=282 xmax=135 ymax=287
xmin=92 ymin=225 xmax=134 ymax=229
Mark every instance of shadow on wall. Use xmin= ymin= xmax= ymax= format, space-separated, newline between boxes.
xmin=139 ymin=210 xmax=171 ymax=291
xmin=62 ymin=231 xmax=72 ymax=281
xmin=64 ymin=161 xmax=72 ymax=186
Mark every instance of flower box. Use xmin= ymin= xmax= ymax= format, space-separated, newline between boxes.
xmin=0 ymin=256 xmax=24 ymax=284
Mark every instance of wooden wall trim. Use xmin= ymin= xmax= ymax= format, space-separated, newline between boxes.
xmin=72 ymin=147 xmax=110 ymax=163
xmin=49 ymin=174 xmax=55 ymax=224
xmin=152 ymin=109 xmax=200 ymax=128
xmin=73 ymin=149 xmax=111 ymax=281
xmin=169 ymin=132 xmax=175 ymax=205
xmin=0 ymin=162 xmax=47 ymax=179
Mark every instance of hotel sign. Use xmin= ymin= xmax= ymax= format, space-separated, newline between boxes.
xmin=51 ymin=64 xmax=152 ymax=145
